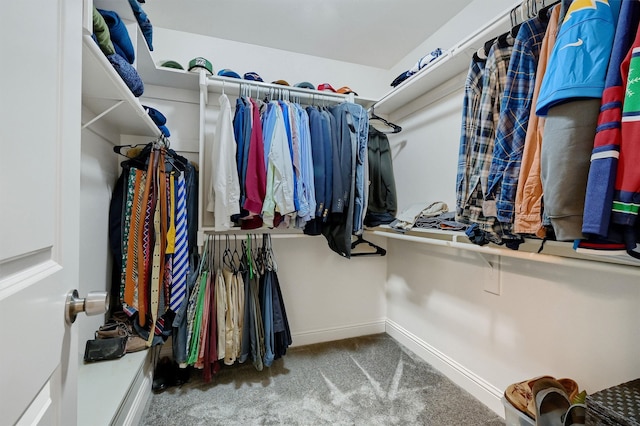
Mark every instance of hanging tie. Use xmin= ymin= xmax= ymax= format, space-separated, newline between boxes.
xmin=170 ymin=174 xmax=189 ymax=312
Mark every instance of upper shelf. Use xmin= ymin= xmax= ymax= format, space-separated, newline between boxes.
xmin=373 ymin=6 xmax=514 ymax=118
xmin=81 ymin=35 xmax=160 ymax=137
xmin=370 ymin=226 xmax=640 ymax=271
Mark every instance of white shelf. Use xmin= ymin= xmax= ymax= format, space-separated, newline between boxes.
xmin=78 ymin=349 xmax=150 ymax=426
xmin=82 ymin=35 xmax=160 ymax=137
xmin=135 ymin=27 xmax=199 ymax=91
xmin=372 ymin=6 xmax=514 ymax=118
xmin=371 ymin=226 xmax=640 ymax=272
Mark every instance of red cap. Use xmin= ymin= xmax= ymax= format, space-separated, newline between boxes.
xmin=317 ymin=83 xmax=337 ymax=92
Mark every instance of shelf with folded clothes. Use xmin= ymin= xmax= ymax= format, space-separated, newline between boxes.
xmin=82 ymin=34 xmax=161 ymax=137
xmin=369 ymin=225 xmax=640 ymax=271
xmin=372 ymin=5 xmax=515 ymax=119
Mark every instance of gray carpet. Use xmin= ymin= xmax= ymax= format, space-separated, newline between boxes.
xmin=141 ymin=333 xmax=504 ymax=425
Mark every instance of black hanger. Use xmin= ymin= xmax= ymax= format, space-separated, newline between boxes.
xmin=369 ymin=106 xmax=402 ymax=134
xmin=112 ymin=142 xmax=152 ymax=158
xmin=350 ymin=235 xmax=386 ymax=257
xmin=538 ymin=0 xmax=560 ymax=21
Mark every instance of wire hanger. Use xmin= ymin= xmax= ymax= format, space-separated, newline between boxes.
xmin=369 ymin=106 xmax=402 ymax=134
xmin=350 ymin=235 xmax=386 ymax=257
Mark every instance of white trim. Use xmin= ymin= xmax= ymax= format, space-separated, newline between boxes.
xmin=291 ymin=320 xmax=386 ymax=347
xmin=385 ymin=319 xmax=504 ymax=417
xmin=114 ymin=354 xmax=153 ymax=426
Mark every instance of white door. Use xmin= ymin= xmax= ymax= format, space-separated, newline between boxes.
xmin=0 ymin=0 xmax=82 ymax=424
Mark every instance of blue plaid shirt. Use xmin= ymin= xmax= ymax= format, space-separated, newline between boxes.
xmin=456 ymin=55 xmax=486 ymax=221
xmin=463 ymin=35 xmax=513 ymax=235
xmin=485 ymin=16 xmax=548 ymax=224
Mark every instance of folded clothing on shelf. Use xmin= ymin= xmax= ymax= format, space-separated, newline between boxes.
xmin=98 ymin=9 xmax=135 ymax=64
xmin=108 ymin=53 xmax=144 ymax=97
xmin=127 ymin=0 xmax=153 ymax=51
xmin=390 ymin=48 xmax=443 ymax=87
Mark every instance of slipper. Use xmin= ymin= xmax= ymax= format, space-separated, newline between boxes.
xmin=557 ymin=378 xmax=579 ymax=403
xmin=505 ymin=375 xmax=555 ymax=418
xmin=562 ymin=403 xmax=586 ymax=426
xmin=533 ymin=378 xmax=571 ymax=426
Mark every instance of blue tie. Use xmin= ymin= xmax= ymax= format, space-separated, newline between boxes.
xmin=171 ymin=175 xmax=188 ymax=312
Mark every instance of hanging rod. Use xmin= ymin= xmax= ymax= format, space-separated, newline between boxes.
xmin=204 ymin=74 xmax=355 ymax=104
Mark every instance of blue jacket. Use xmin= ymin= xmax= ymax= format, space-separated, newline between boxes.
xmin=536 ymin=0 xmax=620 ymax=116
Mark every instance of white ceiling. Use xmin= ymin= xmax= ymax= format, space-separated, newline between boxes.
xmin=141 ymin=0 xmax=471 ymax=69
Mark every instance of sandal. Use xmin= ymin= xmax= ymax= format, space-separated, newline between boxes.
xmin=533 ymin=378 xmax=571 ymax=426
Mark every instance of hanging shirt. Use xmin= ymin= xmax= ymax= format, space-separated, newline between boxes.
xmin=295 ymin=104 xmax=316 ymax=224
xmin=262 ymin=101 xmax=295 ymax=227
xmin=485 ymin=15 xmax=549 ymax=225
xmin=514 ymin=5 xmax=561 ymax=236
xmin=243 ymin=98 xmax=267 ymax=217
xmin=582 ymin=0 xmax=640 ymax=238
xmin=207 ymin=93 xmax=240 ymax=230
xmin=288 ymin=102 xmax=309 ymax=223
xmin=456 ymin=54 xmax=486 ymax=222
xmin=319 ymin=109 xmax=334 ymax=218
xmin=612 ymin=24 xmax=640 ymax=240
xmin=463 ymin=34 xmax=514 ymax=241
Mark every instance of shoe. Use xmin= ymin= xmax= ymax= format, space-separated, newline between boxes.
xmin=505 ymin=376 xmax=580 ymax=419
xmin=562 ymin=403 xmax=586 ymax=426
xmin=557 ymin=378 xmax=579 ymax=404
xmin=152 ymin=357 xmax=175 ymax=393
xmin=505 ymin=375 xmax=555 ymax=419
xmin=533 ymin=378 xmax=571 ymax=426
xmin=96 ymin=320 xmax=147 ymax=353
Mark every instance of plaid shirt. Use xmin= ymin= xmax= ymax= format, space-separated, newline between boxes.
xmin=463 ymin=35 xmax=513 ymax=233
xmin=456 ymin=56 xmax=486 ymax=221
xmin=486 ymin=16 xmax=548 ymax=224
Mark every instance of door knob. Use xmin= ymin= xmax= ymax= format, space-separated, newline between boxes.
xmin=65 ymin=289 xmax=109 ymax=325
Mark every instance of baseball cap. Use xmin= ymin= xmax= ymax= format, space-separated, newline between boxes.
xmin=317 ymin=83 xmax=337 ymax=92
xmin=158 ymin=60 xmax=184 ymax=70
xmin=272 ymin=79 xmax=290 ymax=86
xmin=187 ymin=57 xmax=213 ymax=75
xmin=337 ymin=86 xmax=358 ymax=96
xmin=217 ymin=69 xmax=241 ymax=79
xmin=244 ymin=72 xmax=264 ymax=82
xmin=294 ymin=82 xmax=315 ymax=90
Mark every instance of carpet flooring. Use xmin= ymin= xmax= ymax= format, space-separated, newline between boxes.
xmin=141 ymin=333 xmax=505 ymax=425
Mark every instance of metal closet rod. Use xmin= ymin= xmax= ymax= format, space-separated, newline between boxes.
xmin=205 ymin=75 xmax=355 ymax=103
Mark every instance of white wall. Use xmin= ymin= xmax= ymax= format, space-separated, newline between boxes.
xmin=150 ymin=28 xmax=390 ymax=99
xmin=384 ymin=18 xmax=640 ymax=416
xmin=389 ymin=0 xmax=520 ymax=79
xmin=79 ymin=110 xmax=122 ymax=356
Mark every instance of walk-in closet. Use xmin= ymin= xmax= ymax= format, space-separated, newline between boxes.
xmin=3 ymin=0 xmax=640 ymax=424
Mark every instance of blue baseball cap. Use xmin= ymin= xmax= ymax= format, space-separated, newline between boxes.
xmin=244 ymin=72 xmax=263 ymax=82
xmin=217 ymin=69 xmax=241 ymax=79
xmin=295 ymin=81 xmax=315 ymax=90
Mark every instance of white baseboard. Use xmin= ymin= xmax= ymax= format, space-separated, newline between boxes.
xmin=291 ymin=320 xmax=386 ymax=347
xmin=385 ymin=319 xmax=504 ymax=417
